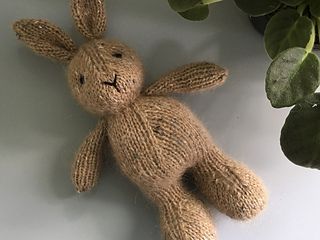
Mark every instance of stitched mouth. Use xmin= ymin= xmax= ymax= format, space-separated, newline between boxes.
xmin=103 ymin=74 xmax=120 ymax=93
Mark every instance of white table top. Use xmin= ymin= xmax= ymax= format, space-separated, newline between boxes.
xmin=1 ymin=0 xmax=320 ymax=239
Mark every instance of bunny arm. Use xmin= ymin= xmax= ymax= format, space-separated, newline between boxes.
xmin=144 ymin=62 xmax=228 ymax=96
xmin=71 ymin=119 xmax=108 ymax=192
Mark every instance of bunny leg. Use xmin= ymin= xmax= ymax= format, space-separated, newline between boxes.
xmin=192 ymin=147 xmax=267 ymax=220
xmin=152 ymin=183 xmax=217 ymax=240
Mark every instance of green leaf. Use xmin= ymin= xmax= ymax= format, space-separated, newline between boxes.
xmin=264 ymin=9 xmax=315 ymax=59
xmin=234 ymin=0 xmax=281 ymax=16
xmin=266 ymin=47 xmax=320 ymax=108
xmin=168 ymin=0 xmax=201 ymax=12
xmin=316 ymin=18 xmax=320 ymax=44
xmin=310 ymin=0 xmax=320 ymax=17
xmin=280 ymin=0 xmax=304 ymax=6
xmin=179 ymin=5 xmax=209 ymax=21
xmin=281 ymin=96 xmax=320 ymax=170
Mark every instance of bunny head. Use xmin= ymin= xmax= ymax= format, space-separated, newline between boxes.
xmin=68 ymin=39 xmax=143 ymax=115
xmin=13 ymin=0 xmax=144 ymax=115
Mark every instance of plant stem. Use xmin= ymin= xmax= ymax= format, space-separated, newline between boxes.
xmin=315 ymin=17 xmax=320 ymax=50
xmin=297 ymin=3 xmax=307 ymax=16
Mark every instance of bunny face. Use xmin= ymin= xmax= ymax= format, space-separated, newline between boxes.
xmin=68 ymin=39 xmax=144 ymax=115
xmin=13 ymin=0 xmax=145 ymax=115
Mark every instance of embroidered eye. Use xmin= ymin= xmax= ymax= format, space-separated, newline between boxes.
xmin=112 ymin=52 xmax=123 ymax=58
xmin=79 ymin=74 xmax=85 ymax=85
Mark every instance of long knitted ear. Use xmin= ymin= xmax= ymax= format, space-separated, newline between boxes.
xmin=144 ymin=62 xmax=229 ymax=96
xmin=13 ymin=19 xmax=77 ymax=63
xmin=71 ymin=0 xmax=107 ymax=39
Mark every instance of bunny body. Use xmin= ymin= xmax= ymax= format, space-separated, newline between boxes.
xmin=109 ymin=95 xmax=266 ymax=239
xmin=108 ymin=96 xmax=218 ymax=240
xmin=107 ymin=96 xmax=208 ymax=188
xmin=13 ymin=1 xmax=267 ymax=239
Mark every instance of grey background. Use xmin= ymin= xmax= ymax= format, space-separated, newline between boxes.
xmin=1 ymin=0 xmax=320 ymax=239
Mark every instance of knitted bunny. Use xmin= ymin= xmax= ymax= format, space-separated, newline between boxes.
xmin=13 ymin=0 xmax=267 ymax=239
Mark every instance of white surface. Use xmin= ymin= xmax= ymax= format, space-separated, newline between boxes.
xmin=1 ymin=0 xmax=320 ymax=240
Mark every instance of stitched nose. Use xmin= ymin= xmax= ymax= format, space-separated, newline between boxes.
xmin=102 ymin=74 xmax=120 ymax=92
xmin=104 ymin=74 xmax=116 ymax=84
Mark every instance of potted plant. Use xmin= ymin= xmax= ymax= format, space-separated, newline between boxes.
xmin=234 ymin=0 xmax=320 ymax=170
xmin=168 ymin=0 xmax=222 ymax=20
xmin=168 ymin=0 xmax=320 ymax=170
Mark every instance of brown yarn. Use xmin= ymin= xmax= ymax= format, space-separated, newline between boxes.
xmin=158 ymin=184 xmax=216 ymax=239
xmin=72 ymin=120 xmax=107 ymax=192
xmin=145 ymin=62 xmax=228 ymax=96
xmin=13 ymin=19 xmax=77 ymax=62
xmin=71 ymin=0 xmax=107 ymax=39
xmin=192 ymin=147 xmax=267 ymax=220
xmin=67 ymin=39 xmax=144 ymax=116
xmin=13 ymin=0 xmax=268 ymax=239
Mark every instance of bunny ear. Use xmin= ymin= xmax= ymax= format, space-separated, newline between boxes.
xmin=144 ymin=62 xmax=229 ymax=96
xmin=13 ymin=19 xmax=77 ymax=63
xmin=71 ymin=0 xmax=107 ymax=39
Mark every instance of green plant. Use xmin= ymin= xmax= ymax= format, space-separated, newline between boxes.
xmin=235 ymin=0 xmax=320 ymax=170
xmin=168 ymin=0 xmax=320 ymax=170
xmin=168 ymin=0 xmax=223 ymax=20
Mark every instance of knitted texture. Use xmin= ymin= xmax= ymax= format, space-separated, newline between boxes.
xmin=67 ymin=39 xmax=144 ymax=115
xmin=145 ymin=62 xmax=228 ymax=96
xmin=13 ymin=19 xmax=77 ymax=62
xmin=13 ymin=0 xmax=268 ymax=239
xmin=71 ymin=0 xmax=107 ymax=39
xmin=192 ymin=147 xmax=267 ymax=220
xmin=72 ymin=120 xmax=107 ymax=192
